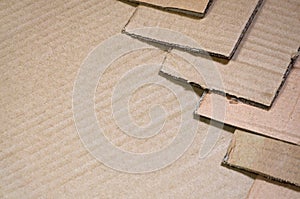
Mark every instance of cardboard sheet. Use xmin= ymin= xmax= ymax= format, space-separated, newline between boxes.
xmin=161 ymin=0 xmax=300 ymax=107
xmin=124 ymin=0 xmax=263 ymax=59
xmin=247 ymin=176 xmax=300 ymax=199
xmin=122 ymin=0 xmax=212 ymax=17
xmin=224 ymin=130 xmax=300 ymax=186
xmin=0 ymin=1 xmax=254 ymax=197
xmin=197 ymin=64 xmax=300 ymax=145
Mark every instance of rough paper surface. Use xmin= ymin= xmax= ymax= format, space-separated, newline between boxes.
xmin=0 ymin=0 xmax=254 ymax=197
xmin=224 ymin=130 xmax=300 ymax=186
xmin=161 ymin=0 xmax=300 ymax=107
xmin=197 ymin=64 xmax=300 ymax=145
xmin=123 ymin=0 xmax=211 ymax=17
xmin=247 ymin=176 xmax=300 ymax=199
xmin=124 ymin=0 xmax=262 ymax=59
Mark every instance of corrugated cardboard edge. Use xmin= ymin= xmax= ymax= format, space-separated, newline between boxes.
xmin=120 ymin=0 xmax=213 ymax=18
xmin=196 ymin=59 xmax=300 ymax=145
xmin=269 ymin=48 xmax=300 ymax=109
xmin=227 ymin=0 xmax=263 ymax=60
xmin=123 ymin=0 xmax=264 ymax=59
xmin=247 ymin=176 xmax=300 ymax=199
xmin=163 ymin=48 xmax=299 ymax=110
xmin=0 ymin=0 xmax=256 ymax=197
xmin=157 ymin=0 xmax=300 ymax=108
xmin=223 ymin=130 xmax=300 ymax=187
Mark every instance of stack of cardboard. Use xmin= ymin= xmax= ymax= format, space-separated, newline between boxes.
xmin=1 ymin=0 xmax=299 ymax=197
xmin=121 ymin=0 xmax=300 ymax=195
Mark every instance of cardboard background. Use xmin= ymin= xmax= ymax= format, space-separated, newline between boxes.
xmin=0 ymin=0 xmax=254 ymax=197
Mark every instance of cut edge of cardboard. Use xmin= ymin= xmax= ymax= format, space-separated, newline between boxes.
xmin=195 ymin=59 xmax=300 ymax=145
xmin=163 ymin=51 xmax=299 ymax=109
xmin=123 ymin=0 xmax=264 ymax=60
xmin=120 ymin=0 xmax=214 ymax=18
xmin=222 ymin=130 xmax=300 ymax=187
xmin=247 ymin=176 xmax=300 ymax=199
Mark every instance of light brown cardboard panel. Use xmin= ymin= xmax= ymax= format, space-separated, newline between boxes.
xmin=247 ymin=176 xmax=300 ymax=199
xmin=0 ymin=1 xmax=255 ymax=197
xmin=124 ymin=0 xmax=262 ymax=59
xmin=92 ymin=48 xmax=255 ymax=198
xmin=123 ymin=0 xmax=211 ymax=17
xmin=224 ymin=130 xmax=300 ymax=186
xmin=161 ymin=0 xmax=300 ymax=107
xmin=197 ymin=64 xmax=300 ymax=145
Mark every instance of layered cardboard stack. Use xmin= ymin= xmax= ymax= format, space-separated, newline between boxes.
xmin=1 ymin=0 xmax=299 ymax=197
xmin=123 ymin=0 xmax=300 ymax=195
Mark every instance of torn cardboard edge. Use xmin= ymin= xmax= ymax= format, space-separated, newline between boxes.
xmin=226 ymin=0 xmax=263 ymax=60
xmin=162 ymin=48 xmax=299 ymax=110
xmin=0 ymin=0 xmax=256 ymax=197
xmin=120 ymin=0 xmax=213 ymax=18
xmin=223 ymin=152 xmax=300 ymax=188
xmin=196 ymin=60 xmax=300 ymax=145
xmin=124 ymin=0 xmax=264 ymax=60
xmin=157 ymin=0 xmax=300 ymax=107
xmin=223 ymin=130 xmax=300 ymax=187
xmin=247 ymin=176 xmax=300 ymax=199
xmin=269 ymin=48 xmax=300 ymax=109
xmin=196 ymin=51 xmax=300 ymax=109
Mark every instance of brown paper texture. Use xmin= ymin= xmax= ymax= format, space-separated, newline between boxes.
xmin=224 ymin=130 xmax=300 ymax=186
xmin=161 ymin=0 xmax=300 ymax=107
xmin=197 ymin=64 xmax=300 ymax=145
xmin=0 ymin=0 xmax=254 ymax=197
xmin=122 ymin=0 xmax=212 ymax=17
xmin=124 ymin=0 xmax=263 ymax=59
xmin=247 ymin=176 xmax=300 ymax=199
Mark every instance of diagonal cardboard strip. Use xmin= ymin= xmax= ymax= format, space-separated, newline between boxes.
xmin=161 ymin=0 xmax=300 ymax=107
xmin=0 ymin=0 xmax=255 ymax=197
xmin=247 ymin=176 xmax=300 ymax=199
xmin=124 ymin=0 xmax=263 ymax=59
xmin=223 ymin=130 xmax=300 ymax=186
xmin=121 ymin=0 xmax=212 ymax=17
xmin=197 ymin=63 xmax=300 ymax=145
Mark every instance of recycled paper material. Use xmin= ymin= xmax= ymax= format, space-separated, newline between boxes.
xmin=247 ymin=176 xmax=300 ymax=199
xmin=197 ymin=64 xmax=300 ymax=145
xmin=124 ymin=0 xmax=263 ymax=59
xmin=0 ymin=0 xmax=254 ymax=197
xmin=224 ymin=130 xmax=300 ymax=186
xmin=122 ymin=0 xmax=211 ymax=17
xmin=161 ymin=0 xmax=300 ymax=107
